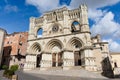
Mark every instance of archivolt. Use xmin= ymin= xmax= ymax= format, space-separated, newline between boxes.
xmin=66 ymin=37 xmax=84 ymax=50
xmin=45 ymin=39 xmax=64 ymax=52
xmin=29 ymin=42 xmax=41 ymax=53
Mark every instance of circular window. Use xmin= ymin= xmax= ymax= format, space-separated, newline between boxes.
xmin=52 ymin=25 xmax=59 ymax=32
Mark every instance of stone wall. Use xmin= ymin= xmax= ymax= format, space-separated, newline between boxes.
xmin=2 ymin=32 xmax=28 ymax=67
xmin=0 ymin=28 xmax=6 ymax=66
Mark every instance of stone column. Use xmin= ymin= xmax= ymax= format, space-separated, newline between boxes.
xmin=56 ymin=53 xmax=58 ymax=67
xmin=83 ymin=49 xmax=95 ymax=71
xmin=24 ymin=54 xmax=36 ymax=71
xmin=40 ymin=53 xmax=52 ymax=70
xmin=63 ymin=51 xmax=74 ymax=70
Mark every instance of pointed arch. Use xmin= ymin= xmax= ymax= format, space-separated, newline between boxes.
xmin=45 ymin=39 xmax=64 ymax=53
xmin=29 ymin=42 xmax=41 ymax=54
xmin=66 ymin=37 xmax=84 ymax=50
xmin=71 ymin=21 xmax=81 ymax=32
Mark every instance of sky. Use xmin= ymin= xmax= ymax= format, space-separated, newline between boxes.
xmin=0 ymin=0 xmax=120 ymax=52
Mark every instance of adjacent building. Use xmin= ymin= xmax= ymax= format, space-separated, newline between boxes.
xmin=24 ymin=4 xmax=111 ymax=72
xmin=0 ymin=28 xmax=6 ymax=67
xmin=110 ymin=52 xmax=120 ymax=76
xmin=1 ymin=32 xmax=28 ymax=67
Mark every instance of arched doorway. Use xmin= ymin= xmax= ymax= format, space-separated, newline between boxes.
xmin=67 ymin=37 xmax=83 ymax=66
xmin=52 ymin=52 xmax=63 ymax=67
xmin=29 ymin=42 xmax=42 ymax=68
xmin=45 ymin=39 xmax=63 ymax=67
xmin=36 ymin=54 xmax=42 ymax=67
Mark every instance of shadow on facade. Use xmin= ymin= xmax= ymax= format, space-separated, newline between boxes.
xmin=1 ymin=46 xmax=12 ymax=69
xmin=101 ymin=57 xmax=114 ymax=78
xmin=15 ymin=53 xmax=25 ymax=61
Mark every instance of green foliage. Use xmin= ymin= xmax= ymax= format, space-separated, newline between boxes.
xmin=3 ymin=69 xmax=14 ymax=79
xmin=10 ymin=65 xmax=19 ymax=72
xmin=3 ymin=65 xmax=18 ymax=79
xmin=2 ymin=65 xmax=8 ymax=70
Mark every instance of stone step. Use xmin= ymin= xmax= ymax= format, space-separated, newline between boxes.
xmin=46 ymin=67 xmax=62 ymax=71
xmin=70 ymin=66 xmax=83 ymax=70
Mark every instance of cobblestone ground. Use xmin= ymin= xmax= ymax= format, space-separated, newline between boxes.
xmin=15 ymin=69 xmax=120 ymax=80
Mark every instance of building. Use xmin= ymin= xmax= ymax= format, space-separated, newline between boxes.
xmin=24 ymin=4 xmax=111 ymax=72
xmin=2 ymin=32 xmax=28 ymax=68
xmin=110 ymin=52 xmax=120 ymax=76
xmin=0 ymin=28 xmax=6 ymax=67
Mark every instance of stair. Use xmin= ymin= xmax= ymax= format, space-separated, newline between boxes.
xmin=70 ymin=66 xmax=83 ymax=70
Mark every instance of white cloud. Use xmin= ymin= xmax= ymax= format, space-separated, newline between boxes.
xmin=70 ymin=0 xmax=120 ymax=9
xmin=113 ymin=29 xmax=120 ymax=38
xmin=88 ymin=9 xmax=106 ymax=22
xmin=103 ymin=39 xmax=120 ymax=52
xmin=70 ymin=0 xmax=120 ymax=24
xmin=4 ymin=5 xmax=18 ymax=12
xmin=91 ymin=12 xmax=120 ymax=38
xmin=26 ymin=0 xmax=59 ymax=13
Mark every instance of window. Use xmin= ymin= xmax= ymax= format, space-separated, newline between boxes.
xmin=18 ymin=49 xmax=21 ymax=54
xmin=37 ymin=28 xmax=43 ymax=38
xmin=19 ymin=41 xmax=22 ymax=46
xmin=7 ymin=41 xmax=9 ymax=44
xmin=100 ymin=47 xmax=103 ymax=50
xmin=71 ymin=21 xmax=80 ymax=32
xmin=20 ymin=34 xmax=22 ymax=38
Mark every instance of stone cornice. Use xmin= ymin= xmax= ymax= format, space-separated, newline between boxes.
xmin=81 ymin=46 xmax=93 ymax=50
xmin=93 ymin=42 xmax=108 ymax=44
xmin=28 ymin=31 xmax=91 ymax=41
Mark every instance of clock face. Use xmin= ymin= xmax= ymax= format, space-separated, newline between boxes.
xmin=52 ymin=25 xmax=59 ymax=32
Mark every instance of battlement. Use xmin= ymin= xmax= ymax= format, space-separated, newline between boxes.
xmin=33 ymin=4 xmax=88 ymax=25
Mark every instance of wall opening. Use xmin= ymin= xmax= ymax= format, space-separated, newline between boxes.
xmin=71 ymin=21 xmax=80 ymax=32
xmin=36 ymin=54 xmax=42 ymax=67
xmin=37 ymin=28 xmax=43 ymax=38
xmin=74 ymin=51 xmax=81 ymax=66
xmin=114 ymin=62 xmax=118 ymax=68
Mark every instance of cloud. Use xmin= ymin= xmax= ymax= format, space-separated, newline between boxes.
xmin=91 ymin=12 xmax=120 ymax=38
xmin=26 ymin=0 xmax=59 ymax=13
xmin=4 ymin=5 xmax=18 ymax=12
xmin=88 ymin=9 xmax=106 ymax=22
xmin=70 ymin=0 xmax=120 ymax=22
xmin=103 ymin=39 xmax=120 ymax=52
xmin=70 ymin=0 xmax=120 ymax=9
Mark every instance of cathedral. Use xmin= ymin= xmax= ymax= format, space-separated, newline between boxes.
xmin=24 ymin=4 xmax=111 ymax=72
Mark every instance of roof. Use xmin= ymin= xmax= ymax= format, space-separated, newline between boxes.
xmin=110 ymin=52 xmax=120 ymax=55
xmin=0 ymin=27 xmax=7 ymax=33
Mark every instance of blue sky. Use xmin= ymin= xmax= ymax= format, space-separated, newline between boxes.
xmin=0 ymin=0 xmax=120 ymax=52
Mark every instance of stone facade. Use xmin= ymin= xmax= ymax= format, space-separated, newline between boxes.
xmin=2 ymin=32 xmax=28 ymax=68
xmin=24 ymin=5 xmax=110 ymax=71
xmin=0 ymin=28 xmax=6 ymax=67
xmin=110 ymin=53 xmax=120 ymax=76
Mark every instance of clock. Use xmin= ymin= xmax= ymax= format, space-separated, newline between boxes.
xmin=52 ymin=25 xmax=59 ymax=32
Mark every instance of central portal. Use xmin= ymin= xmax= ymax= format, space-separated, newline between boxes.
xmin=74 ymin=51 xmax=81 ymax=66
xmin=52 ymin=53 xmax=63 ymax=67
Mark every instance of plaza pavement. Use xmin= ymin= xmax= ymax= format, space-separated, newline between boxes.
xmin=1 ymin=69 xmax=120 ymax=80
xmin=15 ymin=69 xmax=119 ymax=80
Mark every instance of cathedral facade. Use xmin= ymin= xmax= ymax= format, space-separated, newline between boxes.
xmin=24 ymin=4 xmax=111 ymax=71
